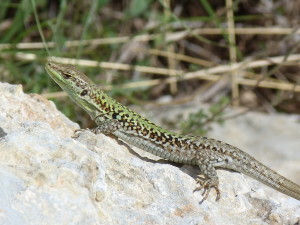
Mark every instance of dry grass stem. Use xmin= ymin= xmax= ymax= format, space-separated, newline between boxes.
xmin=149 ymin=49 xmax=214 ymax=67
xmin=226 ymin=0 xmax=239 ymax=105
xmin=1 ymin=28 xmax=299 ymax=51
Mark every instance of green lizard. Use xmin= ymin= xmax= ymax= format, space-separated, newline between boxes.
xmin=45 ymin=62 xmax=300 ymax=202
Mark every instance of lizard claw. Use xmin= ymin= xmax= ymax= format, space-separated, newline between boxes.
xmin=194 ymin=176 xmax=221 ymax=203
xmin=72 ymin=128 xmax=91 ymax=138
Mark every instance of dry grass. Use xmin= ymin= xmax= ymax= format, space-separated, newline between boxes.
xmin=12 ymin=52 xmax=300 ymax=100
xmin=1 ymin=0 xmax=300 ymax=122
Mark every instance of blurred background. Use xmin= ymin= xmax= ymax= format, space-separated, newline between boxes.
xmin=0 ymin=0 xmax=299 ymax=134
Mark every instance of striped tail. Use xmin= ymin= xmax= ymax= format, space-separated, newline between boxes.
xmin=233 ymin=152 xmax=300 ymax=200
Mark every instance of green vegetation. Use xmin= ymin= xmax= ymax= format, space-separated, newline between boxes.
xmin=0 ymin=0 xmax=299 ymax=129
xmin=181 ymin=96 xmax=230 ymax=136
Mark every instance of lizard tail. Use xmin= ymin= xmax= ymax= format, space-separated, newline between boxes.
xmin=231 ymin=152 xmax=300 ymax=201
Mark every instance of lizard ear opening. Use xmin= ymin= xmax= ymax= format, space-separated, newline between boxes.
xmin=80 ymin=90 xmax=88 ymax=96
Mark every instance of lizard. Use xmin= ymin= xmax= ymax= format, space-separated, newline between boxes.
xmin=45 ymin=62 xmax=300 ymax=202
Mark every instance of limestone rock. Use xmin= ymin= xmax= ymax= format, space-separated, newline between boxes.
xmin=0 ymin=82 xmax=299 ymax=225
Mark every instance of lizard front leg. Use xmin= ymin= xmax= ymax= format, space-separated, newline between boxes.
xmin=73 ymin=115 xmax=122 ymax=137
xmin=92 ymin=119 xmax=122 ymax=134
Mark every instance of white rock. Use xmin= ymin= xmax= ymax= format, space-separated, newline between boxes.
xmin=0 ymin=82 xmax=299 ymax=225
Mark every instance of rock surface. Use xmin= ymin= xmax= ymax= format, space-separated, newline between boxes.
xmin=0 ymin=82 xmax=299 ymax=225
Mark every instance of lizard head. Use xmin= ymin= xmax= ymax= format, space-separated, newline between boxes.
xmin=45 ymin=62 xmax=101 ymax=119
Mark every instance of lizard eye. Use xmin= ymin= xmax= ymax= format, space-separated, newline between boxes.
xmin=80 ymin=90 xmax=88 ymax=96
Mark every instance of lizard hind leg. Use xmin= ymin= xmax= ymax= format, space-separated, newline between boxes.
xmin=193 ymin=159 xmax=221 ymax=203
